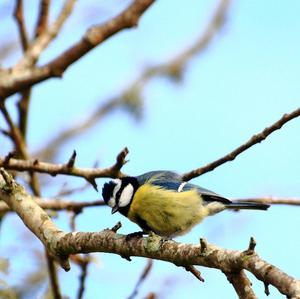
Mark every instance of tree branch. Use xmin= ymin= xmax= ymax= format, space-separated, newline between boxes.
xmin=182 ymin=107 xmax=300 ymax=181
xmin=224 ymin=270 xmax=257 ymax=299
xmin=0 ymin=147 xmax=129 ymax=190
xmin=35 ymin=0 xmax=50 ymax=38
xmin=0 ymin=168 xmax=69 ymax=270
xmin=34 ymin=96 xmax=140 ymax=161
xmin=0 ymin=0 xmax=155 ymax=100
xmin=0 ymin=198 xmax=104 ymax=214
xmin=0 ymin=170 xmax=299 ymax=298
xmin=128 ymin=259 xmax=153 ymax=299
xmin=14 ymin=0 xmax=29 ymax=51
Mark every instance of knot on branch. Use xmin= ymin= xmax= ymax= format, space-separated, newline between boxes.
xmin=200 ymin=238 xmax=208 ymax=256
xmin=3 ymin=151 xmax=16 ymax=166
xmin=66 ymin=150 xmax=77 ymax=168
xmin=244 ymin=236 xmax=257 ymax=256
xmin=0 ymin=168 xmax=15 ymax=193
xmin=111 ymin=221 xmax=122 ymax=233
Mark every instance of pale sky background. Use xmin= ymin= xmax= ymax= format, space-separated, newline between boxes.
xmin=0 ymin=0 xmax=300 ymax=298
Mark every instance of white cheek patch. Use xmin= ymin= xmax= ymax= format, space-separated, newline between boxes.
xmin=118 ymin=184 xmax=134 ymax=207
xmin=106 ymin=179 xmax=121 ymax=208
xmin=112 ymin=179 xmax=122 ymax=198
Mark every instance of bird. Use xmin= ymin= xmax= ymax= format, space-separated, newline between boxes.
xmin=102 ymin=171 xmax=269 ymax=238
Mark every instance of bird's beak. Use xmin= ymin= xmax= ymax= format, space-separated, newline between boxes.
xmin=111 ymin=205 xmax=119 ymax=214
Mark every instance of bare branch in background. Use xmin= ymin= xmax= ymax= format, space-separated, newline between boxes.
xmin=141 ymin=0 xmax=230 ymax=82
xmin=18 ymin=0 xmax=76 ymax=68
xmin=182 ymin=107 xmax=300 ymax=181
xmin=0 ymin=0 xmax=155 ymax=100
xmin=0 ymin=198 xmax=105 ymax=214
xmin=128 ymin=259 xmax=153 ymax=299
xmin=34 ymin=0 xmax=231 ymax=161
xmin=74 ymin=255 xmax=91 ymax=299
xmin=35 ymin=0 xmax=50 ymax=38
xmin=69 ymin=210 xmax=91 ymax=299
xmin=34 ymin=97 xmax=136 ymax=161
xmin=46 ymin=251 xmax=62 ymax=299
xmin=14 ymin=0 xmax=29 ymax=51
xmin=0 ymin=103 xmax=41 ymax=194
xmin=1 ymin=195 xmax=299 ymax=215
xmin=0 ymin=40 xmax=18 ymax=60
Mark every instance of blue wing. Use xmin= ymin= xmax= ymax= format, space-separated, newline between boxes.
xmin=137 ymin=171 xmax=231 ymax=205
xmin=136 ymin=171 xmax=181 ymax=185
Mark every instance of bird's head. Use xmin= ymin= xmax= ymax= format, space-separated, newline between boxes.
xmin=102 ymin=177 xmax=139 ymax=214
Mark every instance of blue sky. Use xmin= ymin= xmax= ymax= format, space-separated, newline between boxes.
xmin=1 ymin=0 xmax=300 ymax=298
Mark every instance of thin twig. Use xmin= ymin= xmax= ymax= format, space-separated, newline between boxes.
xmin=0 ymin=104 xmax=41 ymax=194
xmin=184 ymin=265 xmax=205 ymax=282
xmin=75 ymin=255 xmax=91 ymax=299
xmin=19 ymin=0 xmax=76 ymax=68
xmin=182 ymin=107 xmax=300 ymax=181
xmin=34 ymin=97 xmax=136 ymax=161
xmin=17 ymin=0 xmax=49 ymax=138
xmin=17 ymin=89 xmax=32 ymax=139
xmin=141 ymin=0 xmax=230 ymax=82
xmin=128 ymin=259 xmax=153 ymax=299
xmin=14 ymin=0 xmax=29 ymax=51
xmin=35 ymin=0 xmax=50 ymax=37
xmin=46 ymin=251 xmax=62 ymax=299
xmin=55 ymin=181 xmax=91 ymax=197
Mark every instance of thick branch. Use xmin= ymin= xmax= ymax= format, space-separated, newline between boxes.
xmin=182 ymin=107 xmax=300 ymax=181
xmin=58 ymin=233 xmax=300 ymax=298
xmin=0 ymin=170 xmax=299 ymax=298
xmin=0 ymin=168 xmax=69 ymax=270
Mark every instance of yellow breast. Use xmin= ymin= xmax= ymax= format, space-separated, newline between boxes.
xmin=127 ymin=184 xmax=209 ymax=237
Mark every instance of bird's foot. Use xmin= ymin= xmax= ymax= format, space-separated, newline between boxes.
xmin=125 ymin=231 xmax=147 ymax=241
xmin=160 ymin=236 xmax=173 ymax=243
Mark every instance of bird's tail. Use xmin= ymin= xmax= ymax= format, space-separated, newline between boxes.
xmin=226 ymin=201 xmax=270 ymax=211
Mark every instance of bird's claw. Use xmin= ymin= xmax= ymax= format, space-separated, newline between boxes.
xmin=125 ymin=231 xmax=147 ymax=241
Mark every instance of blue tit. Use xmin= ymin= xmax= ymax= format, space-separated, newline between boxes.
xmin=102 ymin=171 xmax=269 ymax=238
